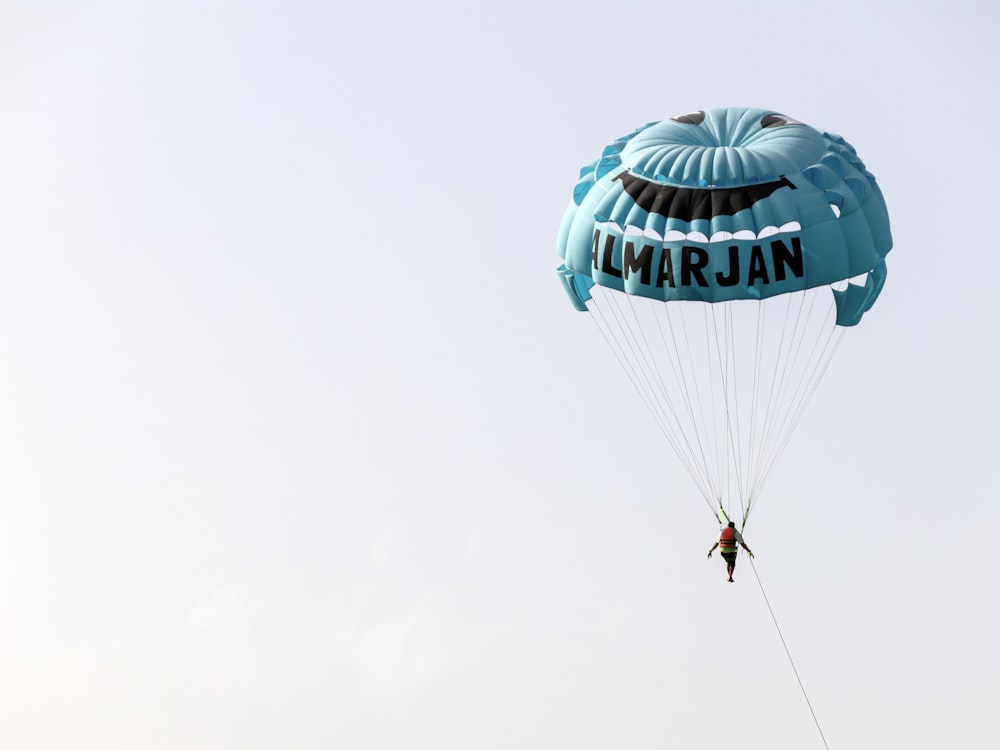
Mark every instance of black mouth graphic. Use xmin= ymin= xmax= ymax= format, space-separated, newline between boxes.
xmin=614 ymin=172 xmax=797 ymax=222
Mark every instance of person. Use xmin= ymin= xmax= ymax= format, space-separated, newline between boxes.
xmin=707 ymin=521 xmax=753 ymax=582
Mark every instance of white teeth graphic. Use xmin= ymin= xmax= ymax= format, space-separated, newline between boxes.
xmin=831 ymin=271 xmax=871 ymax=291
xmin=829 ymin=203 xmax=842 ymax=218
xmin=602 ymin=221 xmax=802 ymax=243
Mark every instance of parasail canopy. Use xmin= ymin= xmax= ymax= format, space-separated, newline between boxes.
xmin=556 ymin=107 xmax=892 ymax=526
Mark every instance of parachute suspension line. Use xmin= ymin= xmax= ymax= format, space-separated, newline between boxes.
xmin=754 ymin=322 xmax=845 ymax=500
xmin=700 ymin=305 xmax=721 ymax=509
xmin=747 ymin=291 xmax=814 ymax=508
xmin=744 ymin=291 xmax=805 ymax=518
xmin=666 ymin=302 xmax=720 ymax=501
xmin=652 ymin=301 xmax=720 ymax=506
xmin=748 ymin=557 xmax=831 ymax=750
xmin=587 ymin=293 xmax=717 ymax=510
xmin=713 ymin=303 xmax=733 ymax=521
xmin=754 ymin=294 xmax=825 ymax=488
xmin=588 ymin=296 xmax=673 ymax=441
xmin=754 ymin=290 xmax=815 ymax=469
xmin=761 ymin=296 xmax=844 ymax=493
xmin=750 ymin=292 xmax=805 ymax=480
xmin=699 ymin=304 xmax=725 ymax=515
xmin=588 ymin=294 xmax=699 ymax=489
xmin=750 ymin=294 xmax=846 ymax=503
xmin=789 ymin=324 xmax=846 ymax=432
xmin=625 ymin=293 xmax=719 ymax=500
xmin=586 ymin=285 xmax=847 ymax=525
xmin=716 ymin=303 xmax=745 ymax=521
xmin=707 ymin=301 xmax=748 ymax=527
xmin=743 ymin=297 xmax=770 ymax=521
xmin=722 ymin=305 xmax=735 ymax=521
xmin=757 ymin=292 xmax=817 ymax=506
xmin=775 ymin=296 xmax=840 ymax=438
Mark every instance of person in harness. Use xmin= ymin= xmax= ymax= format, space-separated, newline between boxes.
xmin=707 ymin=521 xmax=754 ymax=582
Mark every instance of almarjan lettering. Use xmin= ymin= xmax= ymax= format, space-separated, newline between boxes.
xmin=591 ymin=229 xmax=804 ymax=289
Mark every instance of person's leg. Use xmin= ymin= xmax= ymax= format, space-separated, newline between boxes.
xmin=722 ymin=552 xmax=736 ymax=581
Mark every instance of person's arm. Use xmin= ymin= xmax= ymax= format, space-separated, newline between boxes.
xmin=707 ymin=541 xmax=719 ymax=558
xmin=733 ymin=530 xmax=754 ymax=557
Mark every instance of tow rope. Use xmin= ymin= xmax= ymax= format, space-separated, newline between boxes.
xmin=748 ymin=556 xmax=831 ymax=750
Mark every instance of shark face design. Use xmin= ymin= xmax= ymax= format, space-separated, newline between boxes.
xmin=613 ymin=172 xmax=797 ymax=222
xmin=556 ymin=107 xmax=893 ymax=325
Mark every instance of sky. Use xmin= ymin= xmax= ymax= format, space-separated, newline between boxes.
xmin=0 ymin=1 xmax=997 ymax=748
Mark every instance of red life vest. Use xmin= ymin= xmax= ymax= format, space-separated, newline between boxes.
xmin=719 ymin=526 xmax=738 ymax=551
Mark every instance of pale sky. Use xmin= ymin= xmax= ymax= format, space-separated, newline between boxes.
xmin=0 ymin=1 xmax=997 ymax=748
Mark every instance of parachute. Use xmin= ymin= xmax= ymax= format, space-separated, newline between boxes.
xmin=556 ymin=107 xmax=892 ymax=527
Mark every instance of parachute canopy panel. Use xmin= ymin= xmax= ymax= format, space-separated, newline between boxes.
xmin=556 ymin=107 xmax=893 ymax=326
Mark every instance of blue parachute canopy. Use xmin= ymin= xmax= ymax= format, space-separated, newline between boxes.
xmin=556 ymin=107 xmax=892 ymax=326
xmin=555 ymin=108 xmax=892 ymax=523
